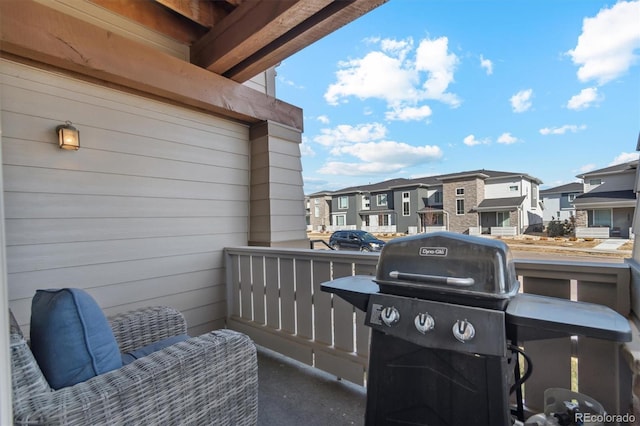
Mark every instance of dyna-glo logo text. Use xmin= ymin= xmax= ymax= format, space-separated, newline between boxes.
xmin=419 ymin=247 xmax=448 ymax=256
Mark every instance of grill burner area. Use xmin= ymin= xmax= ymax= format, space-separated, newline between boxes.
xmin=322 ymin=231 xmax=631 ymax=425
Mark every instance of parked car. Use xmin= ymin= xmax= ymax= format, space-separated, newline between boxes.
xmin=329 ymin=230 xmax=386 ymax=252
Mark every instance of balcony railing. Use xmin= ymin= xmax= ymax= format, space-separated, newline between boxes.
xmin=224 ymin=246 xmax=635 ymax=418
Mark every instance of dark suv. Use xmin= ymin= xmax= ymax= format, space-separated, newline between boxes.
xmin=329 ymin=230 xmax=386 ymax=252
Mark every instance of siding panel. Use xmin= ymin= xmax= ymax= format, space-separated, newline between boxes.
xmin=2 ymin=60 xmax=249 ymax=334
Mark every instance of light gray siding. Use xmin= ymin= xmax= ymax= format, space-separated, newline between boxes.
xmin=2 ymin=59 xmax=250 ymax=336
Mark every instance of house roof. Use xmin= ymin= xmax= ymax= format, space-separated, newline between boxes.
xmin=572 ymin=190 xmax=636 ymax=208
xmin=416 ymin=206 xmax=444 ymax=213
xmin=475 ymin=196 xmax=527 ymax=212
xmin=540 ymin=182 xmax=583 ymax=195
xmin=576 ymin=160 xmax=638 ymax=179
xmin=323 ymin=168 xmax=543 ymax=196
xmin=331 ymin=178 xmax=411 ymax=195
xmin=436 ymin=169 xmax=543 ymax=185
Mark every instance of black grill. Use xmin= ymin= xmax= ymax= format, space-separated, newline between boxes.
xmin=322 ymin=231 xmax=631 ymax=426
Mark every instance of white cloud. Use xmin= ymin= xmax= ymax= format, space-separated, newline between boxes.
xmin=324 ymin=50 xmax=419 ymax=106
xmin=332 ymin=141 xmax=442 ymax=164
xmin=567 ymin=0 xmax=640 ymax=85
xmin=415 ymin=37 xmax=461 ymax=107
xmin=497 ymin=132 xmax=518 ymax=144
xmin=566 ymin=87 xmax=602 ymax=110
xmin=317 ymin=115 xmax=330 ymax=124
xmin=463 ymin=134 xmax=489 ymax=146
xmin=277 ymin=75 xmax=304 ymax=90
xmin=539 ymin=124 xmax=587 ymax=135
xmin=300 ymin=140 xmax=315 ymax=157
xmin=578 ymin=163 xmax=597 ymax=174
xmin=480 ymin=55 xmax=493 ymax=75
xmin=313 ymin=123 xmax=387 ymax=147
xmin=324 ymin=36 xmax=461 ymax=118
xmin=510 ymin=89 xmax=533 ymax=113
xmin=385 ymin=105 xmax=433 ymax=121
xmin=319 ymin=141 xmax=442 ymax=176
xmin=609 ymin=152 xmax=640 ymax=165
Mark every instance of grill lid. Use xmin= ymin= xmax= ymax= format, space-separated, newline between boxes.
xmin=375 ymin=231 xmax=519 ymax=307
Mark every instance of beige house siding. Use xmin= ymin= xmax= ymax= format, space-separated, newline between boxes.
xmin=1 ymin=59 xmax=251 ymax=337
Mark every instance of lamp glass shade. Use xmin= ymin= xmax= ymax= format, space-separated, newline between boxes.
xmin=57 ymin=124 xmax=80 ymax=150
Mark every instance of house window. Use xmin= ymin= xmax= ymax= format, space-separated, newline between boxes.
xmin=531 ymin=186 xmax=537 ymax=208
xmin=314 ymin=206 xmax=319 ymax=218
xmin=338 ymin=196 xmax=348 ymax=209
xmin=402 ymin=192 xmax=410 ymax=216
xmin=589 ymin=209 xmax=611 ymax=227
xmin=362 ymin=195 xmax=370 ymax=210
xmin=314 ymin=198 xmax=319 ymax=204
xmin=363 ymin=215 xmax=370 ymax=226
xmin=377 ymin=194 xmax=388 ymax=207
xmin=456 ymin=199 xmax=465 ymax=215
xmin=456 ymin=188 xmax=464 ymax=196
xmin=509 ymin=185 xmax=519 ymax=192
xmin=334 ymin=215 xmax=346 ymax=226
xmin=589 ymin=178 xmax=602 ymax=186
xmin=497 ymin=211 xmax=510 ymax=226
xmin=378 ymin=214 xmax=390 ymax=226
xmin=434 ymin=191 xmax=442 ymax=204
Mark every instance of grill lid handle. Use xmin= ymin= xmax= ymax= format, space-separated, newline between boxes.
xmin=389 ymin=270 xmax=475 ymax=287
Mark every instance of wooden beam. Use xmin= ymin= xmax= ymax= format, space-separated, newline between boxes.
xmin=154 ymin=0 xmax=219 ymax=28
xmin=191 ymin=0 xmax=334 ymax=74
xmin=89 ymin=0 xmax=207 ymax=44
xmin=223 ymin=0 xmax=388 ymax=82
xmin=0 ymin=0 xmax=303 ymax=130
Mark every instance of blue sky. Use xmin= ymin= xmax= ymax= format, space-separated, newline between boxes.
xmin=274 ymin=0 xmax=640 ymax=195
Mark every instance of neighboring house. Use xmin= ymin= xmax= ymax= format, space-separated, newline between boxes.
xmin=573 ymin=161 xmax=638 ymax=238
xmin=316 ymin=169 xmax=543 ymax=235
xmin=438 ymin=170 xmax=543 ymax=235
xmin=540 ymin=182 xmax=583 ymax=224
xmin=329 ymin=178 xmax=408 ymax=233
xmin=306 ymin=192 xmax=332 ymax=232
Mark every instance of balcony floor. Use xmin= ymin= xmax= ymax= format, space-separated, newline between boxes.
xmin=257 ymin=346 xmax=366 ymax=425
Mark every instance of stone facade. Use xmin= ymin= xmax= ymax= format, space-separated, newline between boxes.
xmin=575 ymin=210 xmax=588 ymax=228
xmin=443 ymin=178 xmax=485 ymax=234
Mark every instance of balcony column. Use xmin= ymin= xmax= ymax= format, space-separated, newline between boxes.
xmin=249 ymin=120 xmax=309 ymax=248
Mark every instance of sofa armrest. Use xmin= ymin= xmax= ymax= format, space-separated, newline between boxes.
xmin=13 ymin=329 xmax=258 ymax=426
xmin=108 ymin=306 xmax=188 ymax=352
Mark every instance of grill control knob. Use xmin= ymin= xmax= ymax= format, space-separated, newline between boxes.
xmin=414 ymin=313 xmax=435 ymax=334
xmin=452 ymin=319 xmax=475 ymax=343
xmin=381 ymin=306 xmax=400 ymax=327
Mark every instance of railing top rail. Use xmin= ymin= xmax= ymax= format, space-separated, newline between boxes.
xmin=224 ymin=246 xmax=380 ymax=265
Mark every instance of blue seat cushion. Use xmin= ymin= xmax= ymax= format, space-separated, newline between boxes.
xmin=30 ymin=288 xmax=122 ymax=389
xmin=121 ymin=334 xmax=190 ymax=365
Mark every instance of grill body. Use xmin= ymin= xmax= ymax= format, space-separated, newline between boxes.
xmin=321 ymin=231 xmax=631 ymax=425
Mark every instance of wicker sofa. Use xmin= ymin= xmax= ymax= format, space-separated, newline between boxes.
xmin=10 ymin=306 xmax=258 ymax=425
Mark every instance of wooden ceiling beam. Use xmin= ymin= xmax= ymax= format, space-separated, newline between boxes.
xmin=89 ymin=0 xmax=207 ymax=44
xmin=153 ymin=0 xmax=219 ymax=28
xmin=0 ymin=0 xmax=303 ymax=130
xmin=223 ymin=0 xmax=388 ymax=82
xmin=191 ymin=0 xmax=334 ymax=75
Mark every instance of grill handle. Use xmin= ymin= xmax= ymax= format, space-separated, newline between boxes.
xmin=389 ymin=271 xmax=475 ymax=287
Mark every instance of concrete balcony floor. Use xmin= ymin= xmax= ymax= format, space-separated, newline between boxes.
xmin=257 ymin=346 xmax=366 ymax=425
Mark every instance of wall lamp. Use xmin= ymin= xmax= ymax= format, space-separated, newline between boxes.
xmin=56 ymin=121 xmax=80 ymax=150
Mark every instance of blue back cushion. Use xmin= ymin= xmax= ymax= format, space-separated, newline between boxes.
xmin=30 ymin=288 xmax=122 ymax=389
